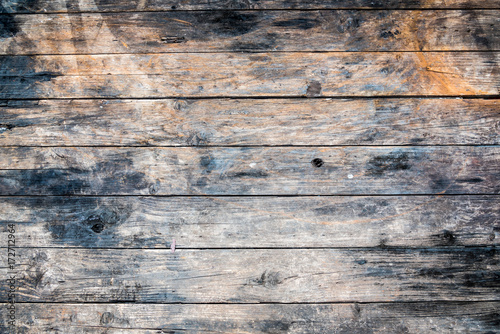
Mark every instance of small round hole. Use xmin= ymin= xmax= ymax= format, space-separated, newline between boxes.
xmin=311 ymin=158 xmax=324 ymax=168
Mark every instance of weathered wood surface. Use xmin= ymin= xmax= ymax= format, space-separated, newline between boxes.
xmin=0 ymin=248 xmax=498 ymax=302
xmin=1 ymin=98 xmax=499 ymax=146
xmin=2 ymin=0 xmax=500 ymax=13
xmin=1 ymin=52 xmax=499 ymax=99
xmin=1 ymin=302 xmax=499 ymax=333
xmin=1 ymin=196 xmax=498 ymax=248
xmin=1 ymin=147 xmax=498 ymax=195
xmin=2 ymin=10 xmax=499 ymax=55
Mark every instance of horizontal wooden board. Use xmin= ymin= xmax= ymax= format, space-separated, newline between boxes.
xmin=0 ymin=147 xmax=499 ymax=195
xmin=1 ymin=302 xmax=499 ymax=333
xmin=2 ymin=10 xmax=499 ymax=54
xmin=2 ymin=0 xmax=500 ymax=13
xmin=1 ymin=52 xmax=499 ymax=98
xmin=1 ymin=98 xmax=499 ymax=146
xmin=1 ymin=196 xmax=498 ymax=248
xmin=0 ymin=248 xmax=498 ymax=302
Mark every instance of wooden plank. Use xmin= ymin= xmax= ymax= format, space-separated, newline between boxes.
xmin=0 ymin=147 xmax=498 ymax=195
xmin=2 ymin=10 xmax=499 ymax=55
xmin=0 ymin=248 xmax=498 ymax=302
xmin=2 ymin=0 xmax=500 ymax=13
xmin=1 ymin=196 xmax=498 ymax=248
xmin=1 ymin=52 xmax=499 ymax=98
xmin=1 ymin=302 xmax=499 ymax=333
xmin=1 ymin=98 xmax=499 ymax=146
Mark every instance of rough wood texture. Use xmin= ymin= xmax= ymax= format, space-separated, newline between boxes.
xmin=1 ymin=98 xmax=499 ymax=146
xmin=1 ymin=52 xmax=499 ymax=99
xmin=2 ymin=10 xmax=499 ymax=54
xmin=1 ymin=196 xmax=498 ymax=248
xmin=0 ymin=248 xmax=498 ymax=302
xmin=1 ymin=302 xmax=499 ymax=333
xmin=1 ymin=147 xmax=498 ymax=195
xmin=1 ymin=2 xmax=498 ymax=332
xmin=2 ymin=0 xmax=500 ymax=13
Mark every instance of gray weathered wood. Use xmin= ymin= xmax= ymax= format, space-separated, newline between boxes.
xmin=1 ymin=196 xmax=498 ymax=248
xmin=1 ymin=302 xmax=499 ymax=333
xmin=0 ymin=146 xmax=498 ymax=195
xmin=1 ymin=98 xmax=499 ymax=146
xmin=1 ymin=52 xmax=499 ymax=98
xmin=0 ymin=248 xmax=498 ymax=302
xmin=2 ymin=10 xmax=499 ymax=55
xmin=2 ymin=0 xmax=499 ymax=13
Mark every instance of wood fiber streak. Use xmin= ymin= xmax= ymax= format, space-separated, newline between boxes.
xmin=1 ymin=10 xmax=499 ymax=54
xmin=0 ymin=248 xmax=498 ymax=303
xmin=2 ymin=0 xmax=500 ymax=13
xmin=0 ymin=302 xmax=499 ymax=333
xmin=0 ymin=147 xmax=498 ymax=195
xmin=1 ymin=99 xmax=499 ymax=146
xmin=1 ymin=196 xmax=498 ymax=248
xmin=1 ymin=52 xmax=499 ymax=98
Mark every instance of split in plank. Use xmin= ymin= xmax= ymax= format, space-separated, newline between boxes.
xmin=1 ymin=52 xmax=499 ymax=98
xmin=2 ymin=0 xmax=500 ymax=13
xmin=1 ymin=195 xmax=498 ymax=248
xmin=2 ymin=10 xmax=499 ymax=55
xmin=1 ymin=302 xmax=499 ymax=333
xmin=0 ymin=146 xmax=498 ymax=195
xmin=1 ymin=98 xmax=499 ymax=146
xmin=0 ymin=248 xmax=498 ymax=303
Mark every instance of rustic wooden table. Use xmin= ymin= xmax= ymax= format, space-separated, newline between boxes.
xmin=1 ymin=0 xmax=499 ymax=332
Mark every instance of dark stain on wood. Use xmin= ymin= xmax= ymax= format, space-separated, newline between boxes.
xmin=456 ymin=177 xmax=484 ymax=183
xmin=258 ymin=320 xmax=291 ymax=333
xmin=429 ymin=176 xmax=451 ymax=193
xmin=227 ymin=170 xmax=269 ymax=178
xmin=4 ymin=168 xmax=91 ymax=195
xmin=3 ymin=10 xmax=499 ymax=54
xmin=433 ymin=229 xmax=457 ymax=246
xmin=44 ymin=199 xmax=136 ymax=247
xmin=306 ymin=81 xmax=322 ymax=97
xmin=193 ymin=11 xmax=258 ymax=37
xmin=252 ymin=271 xmax=283 ymax=288
xmin=366 ymin=151 xmax=411 ymax=176
xmin=0 ymin=123 xmax=16 ymax=133
xmin=0 ymin=56 xmax=61 ymax=100
xmin=0 ymin=13 xmax=19 ymax=38
xmin=0 ymin=157 xmax=156 ymax=195
xmin=272 ymin=18 xmax=318 ymax=30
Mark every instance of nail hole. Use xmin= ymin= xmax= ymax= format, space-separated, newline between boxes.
xmin=311 ymin=158 xmax=324 ymax=168
xmin=91 ymin=223 xmax=105 ymax=233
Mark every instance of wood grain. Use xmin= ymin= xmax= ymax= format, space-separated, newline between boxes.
xmin=2 ymin=0 xmax=500 ymax=13
xmin=1 ymin=196 xmax=498 ymax=248
xmin=0 ymin=146 xmax=498 ymax=195
xmin=0 ymin=248 xmax=498 ymax=302
xmin=1 ymin=52 xmax=499 ymax=98
xmin=2 ymin=10 xmax=499 ymax=55
xmin=1 ymin=98 xmax=499 ymax=146
xmin=1 ymin=302 xmax=499 ymax=333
